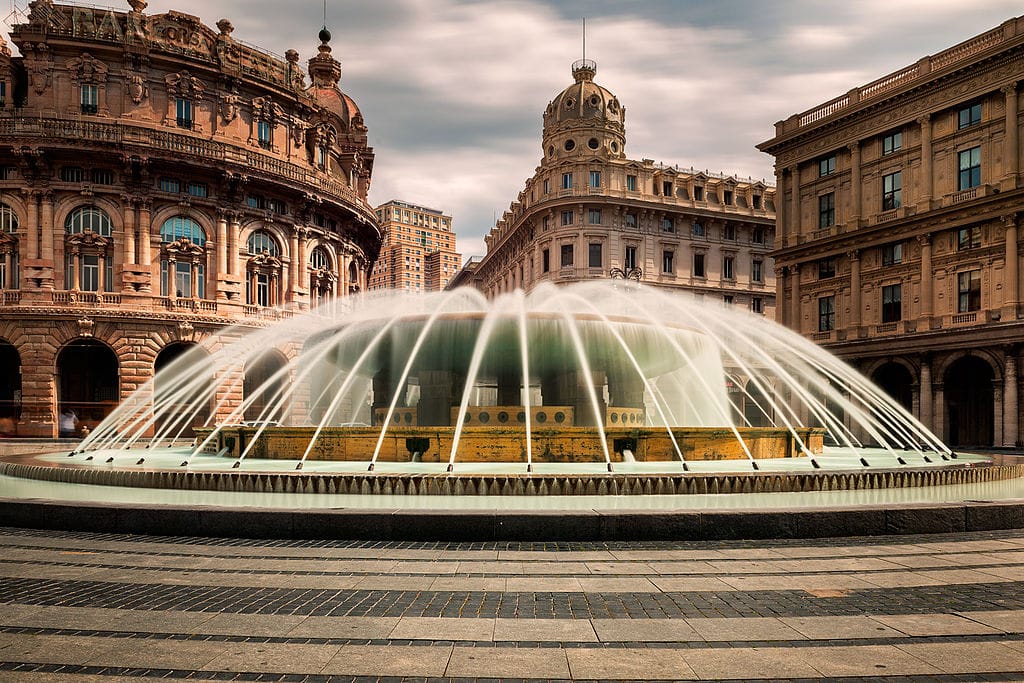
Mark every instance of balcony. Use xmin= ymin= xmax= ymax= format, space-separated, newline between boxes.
xmin=52 ymin=291 xmax=121 ymax=305
xmin=944 ymin=184 xmax=992 ymax=207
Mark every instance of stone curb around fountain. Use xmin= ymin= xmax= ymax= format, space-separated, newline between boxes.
xmin=1 ymin=498 xmax=1023 ymax=541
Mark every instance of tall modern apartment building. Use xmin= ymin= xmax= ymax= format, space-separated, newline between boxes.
xmin=370 ymin=200 xmax=461 ymax=291
xmin=758 ymin=16 xmax=1024 ymax=448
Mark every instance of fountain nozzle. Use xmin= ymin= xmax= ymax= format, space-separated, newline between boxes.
xmin=232 ymin=461 xmax=241 ymax=469
xmin=295 ymin=462 xmax=303 ymax=470
xmin=810 ymin=459 xmax=820 ymax=469
xmin=105 ymin=457 xmax=114 ymax=463
xmin=750 ymin=461 xmax=760 ymax=470
xmin=607 ymin=462 xmax=614 ymax=472
xmin=136 ymin=458 xmax=145 ymax=465
xmin=367 ymin=463 xmax=375 ymax=471
xmin=446 ymin=463 xmax=454 ymax=472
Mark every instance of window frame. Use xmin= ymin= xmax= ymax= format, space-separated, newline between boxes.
xmin=958 ymin=102 xmax=982 ymax=129
xmin=882 ymin=171 xmax=902 ymax=211
xmin=957 ymin=269 xmax=981 ymax=312
xmin=818 ymin=192 xmax=835 ymax=228
xmin=588 ymin=242 xmax=602 ymax=268
xmin=818 ymin=295 xmax=835 ymax=332
xmin=882 ymin=130 xmax=902 ymax=155
xmin=958 ymin=146 xmax=981 ymax=191
xmin=661 ymin=249 xmax=674 ymax=274
xmin=818 ymin=155 xmax=836 ymax=177
xmin=881 ymin=283 xmax=902 ymax=323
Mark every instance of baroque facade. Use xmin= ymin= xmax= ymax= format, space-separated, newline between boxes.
xmin=758 ymin=16 xmax=1024 ymax=448
xmin=0 ymin=0 xmax=380 ymax=437
xmin=369 ymin=200 xmax=461 ymax=292
xmin=470 ymin=59 xmax=777 ymax=316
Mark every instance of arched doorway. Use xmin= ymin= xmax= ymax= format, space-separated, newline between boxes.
xmin=57 ymin=339 xmax=118 ymax=437
xmin=243 ymin=350 xmax=288 ymax=423
xmin=154 ymin=342 xmax=210 ymax=438
xmin=0 ymin=342 xmax=20 ymax=436
xmin=742 ymin=381 xmax=774 ymax=428
xmin=945 ymin=355 xmax=994 ymax=448
xmin=872 ymin=362 xmax=914 ymax=413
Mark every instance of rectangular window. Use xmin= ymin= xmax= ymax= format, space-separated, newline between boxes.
xmin=542 ymin=249 xmax=550 ymax=273
xmin=723 ymin=190 xmax=733 ymax=205
xmin=247 ymin=195 xmax=263 ymax=209
xmin=882 ymin=171 xmax=902 ymax=210
xmin=693 ymin=186 xmax=704 ymax=201
xmin=561 ymin=210 xmax=574 ymax=226
xmin=692 ymin=221 xmax=704 ymax=237
xmin=81 ymin=255 xmax=99 ymax=292
xmin=255 ymin=272 xmax=270 ymax=307
xmin=751 ymin=227 xmax=765 ymax=244
xmin=60 ymin=166 xmax=85 ymax=182
xmin=267 ymin=198 xmax=286 ymax=214
xmin=819 ymin=155 xmax=836 ymax=177
xmin=752 ymin=194 xmax=762 ymax=209
xmin=818 ymin=296 xmax=835 ymax=332
xmin=560 ymin=244 xmax=573 ymax=268
xmin=818 ymin=192 xmax=835 ymax=228
xmin=957 ymin=270 xmax=981 ymax=312
xmin=562 ymin=172 xmax=573 ymax=190
xmin=187 ymin=182 xmax=208 ymax=198
xmin=882 ymin=284 xmax=902 ymax=323
xmin=957 ymin=226 xmax=981 ymax=250
xmin=173 ymin=261 xmax=192 ymax=298
xmin=958 ymin=146 xmax=981 ymax=190
xmin=751 ymin=297 xmax=763 ymax=314
xmin=662 ymin=181 xmax=673 ymax=196
xmin=175 ymin=98 xmax=193 ymax=129
xmin=0 ymin=81 xmax=6 ymax=106
xmin=588 ymin=208 xmax=601 ymax=225
xmin=662 ymin=250 xmax=674 ymax=274
xmin=818 ymin=257 xmax=836 ymax=279
xmin=723 ymin=256 xmax=735 ymax=280
xmin=723 ymin=224 xmax=735 ymax=240
xmin=752 ymin=259 xmax=763 ymax=283
xmin=91 ymin=169 xmax=114 ymax=185
xmin=882 ymin=130 xmax=902 ymax=155
xmin=589 ymin=171 xmax=601 ymax=188
xmin=626 ymin=175 xmax=637 ymax=191
xmin=80 ymin=84 xmax=98 ymax=114
xmin=625 ymin=213 xmax=637 ymax=229
xmin=542 ymin=179 xmax=550 ymax=194
xmin=723 ymin=295 xmax=734 ymax=305
xmin=316 ymin=146 xmax=327 ymax=170
xmin=882 ymin=242 xmax=903 ymax=265
xmin=958 ymin=102 xmax=982 ymax=129
xmin=257 ymin=120 xmax=272 ymax=150
xmin=624 ymin=246 xmax=637 ymax=271
xmin=159 ymin=177 xmax=180 ymax=193
xmin=661 ymin=217 xmax=674 ymax=232
xmin=588 ymin=242 xmax=602 ymax=268
xmin=693 ymin=253 xmax=706 ymax=278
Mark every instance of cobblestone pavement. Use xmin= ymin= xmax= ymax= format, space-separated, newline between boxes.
xmin=1 ymin=526 xmax=1024 ymax=681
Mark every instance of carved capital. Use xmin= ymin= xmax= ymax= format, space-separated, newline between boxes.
xmin=916 ymin=232 xmax=933 ymax=247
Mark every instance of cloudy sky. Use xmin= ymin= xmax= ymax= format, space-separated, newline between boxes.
xmin=6 ymin=1 xmax=1022 ymax=258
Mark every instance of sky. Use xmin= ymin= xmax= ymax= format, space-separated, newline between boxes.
xmin=4 ymin=1 xmax=1022 ymax=259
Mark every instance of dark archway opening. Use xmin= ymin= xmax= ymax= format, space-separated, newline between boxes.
xmin=945 ymin=355 xmax=994 ymax=448
xmin=244 ymin=350 xmax=288 ymax=423
xmin=57 ymin=339 xmax=118 ymax=436
xmin=872 ymin=362 xmax=914 ymax=413
xmin=0 ymin=342 xmax=20 ymax=436
xmin=154 ymin=342 xmax=210 ymax=438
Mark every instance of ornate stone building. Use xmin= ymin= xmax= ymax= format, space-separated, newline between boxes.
xmin=369 ymin=200 xmax=461 ymax=292
xmin=758 ymin=16 xmax=1024 ymax=448
xmin=471 ymin=59 xmax=777 ymax=316
xmin=0 ymin=0 xmax=380 ymax=437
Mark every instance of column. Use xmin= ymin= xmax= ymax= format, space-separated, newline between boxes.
xmin=215 ymin=210 xmax=228 ymax=274
xmin=190 ymin=261 xmax=199 ymax=298
xmin=848 ymin=250 xmax=861 ymax=332
xmin=933 ymin=382 xmax=945 ymax=443
xmin=71 ymin=252 xmax=81 ymax=290
xmin=1005 ymin=214 xmax=1019 ymax=320
xmin=288 ymin=226 xmax=300 ymax=300
xmin=122 ymin=198 xmax=136 ymax=265
xmin=775 ymin=267 xmax=786 ymax=326
xmin=97 ymin=253 xmax=106 ymax=292
xmin=918 ymin=233 xmax=933 ymax=323
xmin=1004 ymin=348 xmax=1019 ymax=447
xmin=249 ymin=271 xmax=258 ymax=305
xmin=23 ymin=190 xmax=38 ymax=260
xmin=789 ymin=263 xmax=801 ymax=332
xmin=919 ymin=356 xmax=933 ymax=429
xmin=918 ymin=115 xmax=933 ymax=206
xmin=1003 ymin=83 xmax=1020 ymax=188
xmin=40 ymin=191 xmax=54 ymax=260
xmin=788 ymin=165 xmax=800 ymax=244
xmin=774 ymin=169 xmax=786 ymax=246
xmin=137 ymin=201 xmax=152 ymax=266
xmin=228 ymin=214 xmax=241 ymax=276
xmin=848 ymin=142 xmax=861 ymax=225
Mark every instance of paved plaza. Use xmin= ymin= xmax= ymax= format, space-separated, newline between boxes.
xmin=0 ymin=527 xmax=1022 ymax=681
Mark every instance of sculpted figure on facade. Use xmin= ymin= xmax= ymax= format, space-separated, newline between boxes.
xmin=125 ymin=73 xmax=147 ymax=104
xmin=165 ymin=69 xmax=204 ymax=99
xmin=66 ymin=52 xmax=108 ymax=84
xmin=219 ymin=92 xmax=240 ymax=123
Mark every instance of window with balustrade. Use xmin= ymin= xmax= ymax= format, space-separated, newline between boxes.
xmin=882 ymin=171 xmax=902 ymax=210
xmin=958 ymin=146 xmax=981 ymax=191
xmin=175 ymin=98 xmax=193 ymax=129
xmin=0 ymin=203 xmax=18 ymax=290
xmin=246 ymin=230 xmax=282 ymax=307
xmin=64 ymin=207 xmax=113 ymax=292
xmin=818 ymin=296 xmax=835 ymax=332
xmin=819 ymin=192 xmax=835 ymax=228
xmin=882 ymin=284 xmax=902 ymax=323
xmin=958 ymin=270 xmax=981 ymax=312
xmin=257 ymin=120 xmax=273 ymax=150
xmin=80 ymin=84 xmax=98 ymax=114
xmin=159 ymin=217 xmax=207 ymax=299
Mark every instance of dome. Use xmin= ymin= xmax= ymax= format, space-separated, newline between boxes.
xmin=542 ymin=60 xmax=626 ymax=161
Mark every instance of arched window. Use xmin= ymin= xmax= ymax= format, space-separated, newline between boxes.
xmin=247 ymin=230 xmax=279 ymax=256
xmin=308 ymin=246 xmax=335 ymax=306
xmin=348 ymin=260 xmax=359 ymax=294
xmin=65 ymin=206 xmax=112 ymax=236
xmin=64 ymin=206 xmax=113 ymax=292
xmin=246 ymin=230 xmax=282 ymax=307
xmin=159 ymin=216 xmax=208 ymax=299
xmin=0 ymin=203 xmax=19 ymax=290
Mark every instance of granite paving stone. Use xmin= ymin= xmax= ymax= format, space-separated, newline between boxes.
xmin=778 ymin=615 xmax=904 ymax=640
xmin=565 ymin=646 xmax=697 ymax=679
xmin=684 ymin=617 xmax=806 ymax=642
xmin=446 ymin=645 xmax=571 ymax=678
xmin=896 ymin=641 xmax=1024 ymax=674
xmin=591 ymin=617 xmax=700 ymax=642
xmin=389 ymin=616 xmax=496 ymax=641
xmin=492 ymin=617 xmax=598 ymax=642
xmin=873 ymin=612 xmax=1004 ymax=636
xmin=957 ymin=609 xmax=1024 ymax=633
xmin=1 ymin=634 xmax=121 ymax=666
xmin=786 ymin=644 xmax=941 ymax=676
xmin=681 ymin=645 xmax=824 ymax=679
xmin=83 ymin=637 xmax=231 ymax=670
xmin=285 ymin=615 xmax=400 ymax=639
xmin=202 ymin=642 xmax=342 ymax=673
xmin=320 ymin=643 xmax=454 ymax=676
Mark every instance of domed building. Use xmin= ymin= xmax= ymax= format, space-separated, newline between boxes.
xmin=470 ymin=59 xmax=777 ymax=311
xmin=0 ymin=0 xmax=380 ymax=437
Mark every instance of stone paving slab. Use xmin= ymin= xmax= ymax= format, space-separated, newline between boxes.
xmin=389 ymin=616 xmax=495 ymax=641
xmin=202 ymin=641 xmax=342 ymax=673
xmin=320 ymin=643 xmax=454 ymax=677
xmin=565 ymin=647 xmax=697 ymax=679
xmin=493 ymin=617 xmax=598 ymax=642
xmin=778 ymin=615 xmax=904 ymax=639
xmin=896 ymin=641 xmax=1024 ymax=674
xmin=285 ymin=615 xmax=400 ymax=639
xmin=447 ymin=645 xmax=570 ymax=678
xmin=959 ymin=609 xmax=1024 ymax=632
xmin=787 ymin=643 xmax=941 ymax=676
xmin=874 ymin=612 xmax=1004 ymax=636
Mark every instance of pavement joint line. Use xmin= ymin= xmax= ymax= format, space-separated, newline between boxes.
xmin=0 ymin=624 xmax=1022 ymax=648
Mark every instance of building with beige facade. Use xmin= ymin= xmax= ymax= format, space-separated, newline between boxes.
xmin=758 ymin=16 xmax=1024 ymax=448
xmin=369 ymin=200 xmax=460 ymax=291
xmin=0 ymin=0 xmax=380 ymax=437
xmin=470 ymin=59 xmax=777 ymax=317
